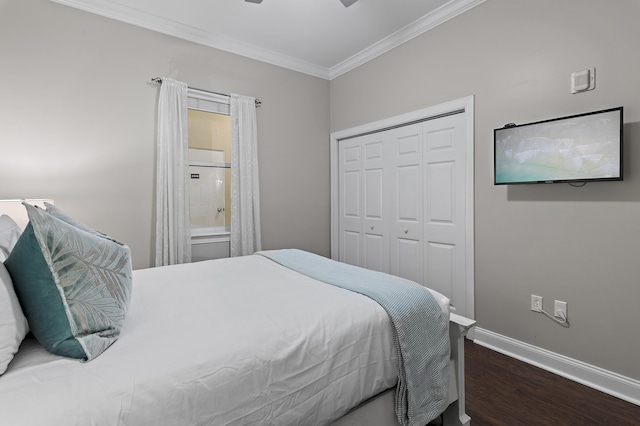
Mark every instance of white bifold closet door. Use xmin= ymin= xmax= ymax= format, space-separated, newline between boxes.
xmin=339 ymin=131 xmax=390 ymax=273
xmin=338 ymin=113 xmax=466 ymax=313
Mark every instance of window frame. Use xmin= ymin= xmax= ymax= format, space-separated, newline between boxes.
xmin=187 ymin=88 xmax=231 ymax=239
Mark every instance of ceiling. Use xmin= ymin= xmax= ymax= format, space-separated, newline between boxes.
xmin=50 ymin=0 xmax=484 ymax=80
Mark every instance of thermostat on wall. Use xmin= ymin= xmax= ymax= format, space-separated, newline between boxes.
xmin=571 ymin=68 xmax=595 ymax=93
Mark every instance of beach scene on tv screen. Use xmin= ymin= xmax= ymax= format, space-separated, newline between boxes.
xmin=495 ymin=110 xmax=621 ymax=183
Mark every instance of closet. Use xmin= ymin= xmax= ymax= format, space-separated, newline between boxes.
xmin=332 ymin=100 xmax=473 ymax=318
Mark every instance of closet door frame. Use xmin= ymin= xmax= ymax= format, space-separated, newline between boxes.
xmin=330 ymin=95 xmax=475 ymax=321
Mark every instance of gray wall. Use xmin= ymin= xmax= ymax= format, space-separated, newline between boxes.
xmin=3 ymin=0 xmax=639 ymax=383
xmin=330 ymin=0 xmax=640 ymax=380
xmin=0 ymin=0 xmax=331 ymax=269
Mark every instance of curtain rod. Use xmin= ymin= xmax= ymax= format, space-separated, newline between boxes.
xmin=151 ymin=77 xmax=261 ymax=107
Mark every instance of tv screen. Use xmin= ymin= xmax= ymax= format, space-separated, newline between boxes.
xmin=494 ymin=107 xmax=623 ymax=185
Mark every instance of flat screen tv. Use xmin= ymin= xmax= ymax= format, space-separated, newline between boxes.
xmin=494 ymin=107 xmax=623 ymax=185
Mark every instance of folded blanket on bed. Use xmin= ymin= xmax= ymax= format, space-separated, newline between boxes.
xmin=257 ymin=249 xmax=450 ymax=426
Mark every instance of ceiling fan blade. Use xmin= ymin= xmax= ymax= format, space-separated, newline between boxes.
xmin=244 ymin=0 xmax=355 ymax=5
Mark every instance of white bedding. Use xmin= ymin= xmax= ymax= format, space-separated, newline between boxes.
xmin=0 ymin=254 xmax=449 ymax=426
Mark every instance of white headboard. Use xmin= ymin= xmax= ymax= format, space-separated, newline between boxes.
xmin=0 ymin=199 xmax=54 ymax=230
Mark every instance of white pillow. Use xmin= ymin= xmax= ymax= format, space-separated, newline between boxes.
xmin=0 ymin=215 xmax=22 ymax=262
xmin=0 ymin=262 xmax=29 ymax=375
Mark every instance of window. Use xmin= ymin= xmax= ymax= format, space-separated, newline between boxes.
xmin=187 ymin=90 xmax=231 ymax=237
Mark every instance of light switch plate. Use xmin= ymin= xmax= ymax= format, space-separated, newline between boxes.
xmin=571 ymin=68 xmax=595 ymax=93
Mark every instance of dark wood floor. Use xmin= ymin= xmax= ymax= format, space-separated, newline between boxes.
xmin=463 ymin=339 xmax=640 ymax=426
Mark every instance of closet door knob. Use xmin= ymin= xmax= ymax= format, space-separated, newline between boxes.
xmin=404 ymin=229 xmax=408 ymax=234
xmin=370 ymin=226 xmax=374 ymax=230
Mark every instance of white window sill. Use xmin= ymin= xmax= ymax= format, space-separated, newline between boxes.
xmin=191 ymin=226 xmax=230 ymax=244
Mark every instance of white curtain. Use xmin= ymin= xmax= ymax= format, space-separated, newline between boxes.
xmin=230 ymin=94 xmax=262 ymax=257
xmin=155 ymin=78 xmax=191 ymax=266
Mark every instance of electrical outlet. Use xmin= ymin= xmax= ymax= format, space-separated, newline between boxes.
xmin=554 ymin=300 xmax=567 ymax=320
xmin=531 ymin=295 xmax=543 ymax=312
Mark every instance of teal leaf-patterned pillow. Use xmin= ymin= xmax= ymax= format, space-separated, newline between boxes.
xmin=4 ymin=203 xmax=132 ymax=361
xmin=44 ymin=202 xmax=123 ymax=246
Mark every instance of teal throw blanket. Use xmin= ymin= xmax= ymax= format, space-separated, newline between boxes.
xmin=257 ymin=249 xmax=450 ymax=426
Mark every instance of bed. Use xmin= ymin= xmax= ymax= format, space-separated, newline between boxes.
xmin=0 ymin=200 xmax=475 ymax=426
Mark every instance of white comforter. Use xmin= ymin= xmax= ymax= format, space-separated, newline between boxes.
xmin=0 ymin=254 xmax=448 ymax=426
xmin=0 ymin=256 xmax=448 ymax=426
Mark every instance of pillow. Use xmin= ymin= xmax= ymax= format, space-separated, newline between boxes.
xmin=44 ymin=202 xmax=122 ymax=245
xmin=0 ymin=215 xmax=22 ymax=262
xmin=4 ymin=203 xmax=132 ymax=361
xmin=0 ymin=262 xmax=29 ymax=375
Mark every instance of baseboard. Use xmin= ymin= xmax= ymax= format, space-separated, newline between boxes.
xmin=473 ymin=327 xmax=640 ymax=406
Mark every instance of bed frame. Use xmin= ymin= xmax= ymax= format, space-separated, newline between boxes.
xmin=333 ymin=313 xmax=476 ymax=426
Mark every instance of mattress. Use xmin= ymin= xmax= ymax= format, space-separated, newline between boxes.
xmin=0 ymin=254 xmax=449 ymax=426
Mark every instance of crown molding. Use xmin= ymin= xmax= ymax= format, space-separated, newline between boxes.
xmin=50 ymin=0 xmax=485 ymax=81
xmin=329 ymin=0 xmax=486 ymax=79
xmin=50 ymin=0 xmax=331 ymax=79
